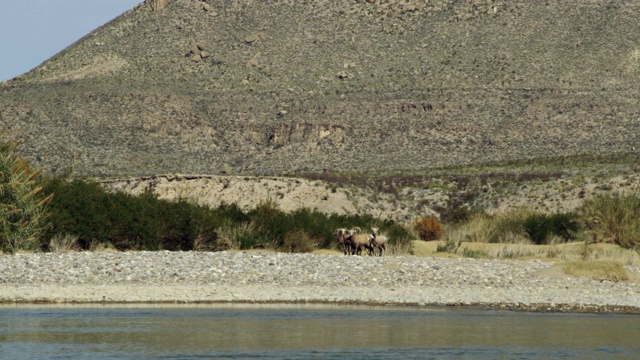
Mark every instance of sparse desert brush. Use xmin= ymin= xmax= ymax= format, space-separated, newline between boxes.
xmin=436 ymin=204 xmax=474 ymax=224
xmin=413 ymin=215 xmax=443 ymax=241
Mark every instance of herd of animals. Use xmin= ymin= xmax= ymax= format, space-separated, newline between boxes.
xmin=333 ymin=227 xmax=388 ymax=256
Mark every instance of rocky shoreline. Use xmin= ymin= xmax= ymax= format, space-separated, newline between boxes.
xmin=1 ymin=251 xmax=639 ymax=314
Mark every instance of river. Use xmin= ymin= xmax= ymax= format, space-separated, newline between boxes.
xmin=0 ymin=304 xmax=638 ymax=359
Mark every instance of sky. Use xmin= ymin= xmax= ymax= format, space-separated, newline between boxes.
xmin=0 ymin=0 xmax=141 ymax=82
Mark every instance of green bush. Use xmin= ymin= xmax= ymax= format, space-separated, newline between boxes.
xmin=0 ymin=140 xmax=51 ymax=253
xmin=212 ymin=202 xmax=249 ymax=223
xmin=219 ymin=204 xmax=410 ymax=251
xmin=245 ymin=200 xmax=289 ymax=247
xmin=41 ymin=178 xmax=414 ymax=252
xmin=245 ymin=200 xmax=414 ymax=251
xmin=43 ymin=178 xmax=221 ymax=251
xmin=381 ymin=219 xmax=413 ymax=247
xmin=579 ymin=193 xmax=640 ymax=249
xmin=523 ymin=213 xmax=578 ymax=245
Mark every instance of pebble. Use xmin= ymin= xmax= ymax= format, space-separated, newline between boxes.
xmin=0 ymin=251 xmax=638 ymax=312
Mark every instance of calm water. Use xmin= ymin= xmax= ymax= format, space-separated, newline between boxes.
xmin=0 ymin=304 xmax=638 ymax=359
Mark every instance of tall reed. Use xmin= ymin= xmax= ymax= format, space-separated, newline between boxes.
xmin=580 ymin=193 xmax=640 ymax=249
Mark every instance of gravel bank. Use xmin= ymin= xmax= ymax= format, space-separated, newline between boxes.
xmin=1 ymin=252 xmax=639 ymax=313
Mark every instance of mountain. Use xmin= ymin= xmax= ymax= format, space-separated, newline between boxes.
xmin=1 ymin=0 xmax=639 ymax=179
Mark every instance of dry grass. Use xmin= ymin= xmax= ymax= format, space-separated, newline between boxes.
xmin=192 ymin=234 xmax=212 ymax=252
xmin=411 ymin=240 xmax=458 ymax=258
xmin=412 ymin=240 xmax=640 ymax=265
xmin=442 ymin=210 xmax=533 ymax=244
xmin=48 ymin=234 xmax=81 ymax=253
xmin=561 ymin=260 xmax=629 ymax=282
xmin=311 ymin=249 xmax=342 ymax=255
xmin=282 ymin=230 xmax=317 ymax=253
xmin=386 ymin=241 xmax=414 ymax=256
xmin=49 ymin=236 xmax=117 ymax=253
xmin=87 ymin=241 xmax=118 ymax=252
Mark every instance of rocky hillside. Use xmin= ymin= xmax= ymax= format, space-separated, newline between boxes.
xmin=1 ymin=0 xmax=639 ymax=178
xmin=99 ymin=164 xmax=640 ymax=223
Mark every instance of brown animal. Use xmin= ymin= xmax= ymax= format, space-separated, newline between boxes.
xmin=346 ymin=227 xmax=373 ymax=255
xmin=369 ymin=227 xmax=388 ymax=256
xmin=333 ymin=228 xmax=352 ymax=255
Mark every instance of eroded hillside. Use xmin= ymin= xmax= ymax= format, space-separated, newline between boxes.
xmin=1 ymin=0 xmax=639 ymax=178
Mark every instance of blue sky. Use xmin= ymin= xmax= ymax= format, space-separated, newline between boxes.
xmin=0 ymin=0 xmax=140 ymax=82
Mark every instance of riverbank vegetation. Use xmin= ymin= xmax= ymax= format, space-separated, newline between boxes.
xmin=432 ymin=199 xmax=640 ymax=264
xmin=1 ymin=140 xmax=639 ymax=261
xmin=41 ymin=176 xmax=413 ymax=253
xmin=0 ymin=140 xmax=51 ymax=254
xmin=37 ymin=176 xmax=640 ymax=261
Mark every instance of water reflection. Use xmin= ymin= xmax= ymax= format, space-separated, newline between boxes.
xmin=0 ymin=304 xmax=638 ymax=359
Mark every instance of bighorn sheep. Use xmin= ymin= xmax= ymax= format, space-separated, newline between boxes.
xmin=346 ymin=226 xmax=373 ymax=256
xmin=333 ymin=228 xmax=352 ymax=255
xmin=369 ymin=227 xmax=388 ymax=256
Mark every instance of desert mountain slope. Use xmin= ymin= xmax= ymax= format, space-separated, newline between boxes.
xmin=1 ymin=0 xmax=639 ymax=177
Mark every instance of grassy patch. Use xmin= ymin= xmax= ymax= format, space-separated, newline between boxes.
xmin=384 ymin=241 xmax=414 ymax=256
xmin=562 ymin=260 xmax=629 ymax=282
xmin=421 ymin=240 xmax=640 ymax=264
xmin=460 ymin=247 xmax=490 ymax=259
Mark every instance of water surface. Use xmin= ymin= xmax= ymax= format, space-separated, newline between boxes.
xmin=0 ymin=304 xmax=638 ymax=359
